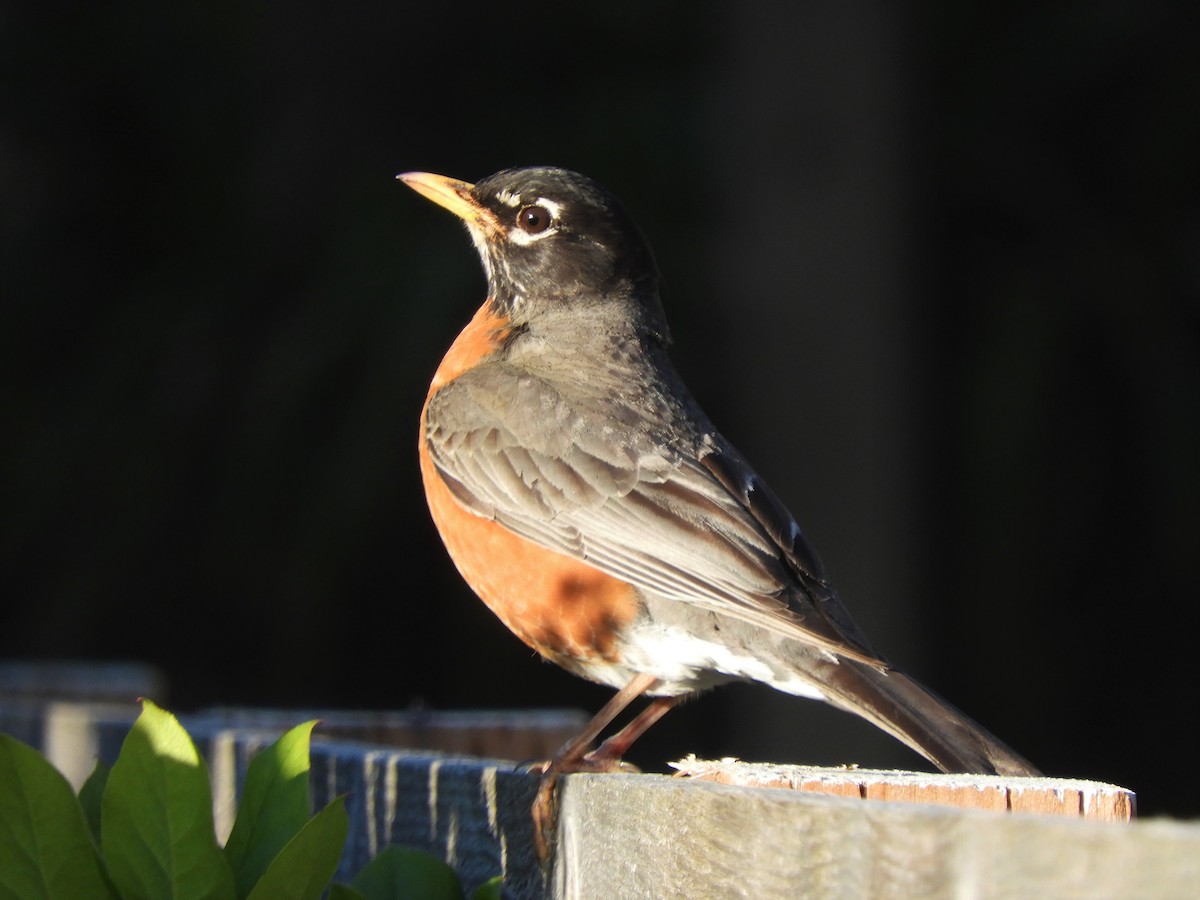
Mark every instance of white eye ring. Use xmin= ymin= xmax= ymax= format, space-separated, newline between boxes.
xmin=507 ymin=196 xmax=561 ymax=245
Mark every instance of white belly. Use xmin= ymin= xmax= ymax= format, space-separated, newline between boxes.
xmin=586 ymin=623 xmax=829 ymax=700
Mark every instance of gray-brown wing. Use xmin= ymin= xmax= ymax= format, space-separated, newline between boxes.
xmin=425 ymin=365 xmax=880 ymax=662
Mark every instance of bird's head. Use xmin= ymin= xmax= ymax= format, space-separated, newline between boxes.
xmin=399 ymin=166 xmax=668 ymax=343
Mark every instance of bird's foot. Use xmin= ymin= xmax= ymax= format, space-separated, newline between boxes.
xmin=530 ymin=744 xmax=641 ymax=862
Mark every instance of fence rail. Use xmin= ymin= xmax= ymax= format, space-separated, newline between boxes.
xmin=1 ymin=665 xmax=1194 ymax=899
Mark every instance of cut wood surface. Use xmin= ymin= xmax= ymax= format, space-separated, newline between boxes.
xmin=671 ymin=755 xmax=1135 ymax=822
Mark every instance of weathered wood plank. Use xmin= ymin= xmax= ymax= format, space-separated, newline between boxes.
xmin=307 ymin=740 xmax=547 ymax=898
xmin=192 ymin=706 xmax=586 ymax=760
xmin=555 ymin=773 xmax=1194 ymax=899
xmin=0 ymin=661 xmax=166 ymax=703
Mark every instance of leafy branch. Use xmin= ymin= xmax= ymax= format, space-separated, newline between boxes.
xmin=0 ymin=700 xmax=500 ymax=900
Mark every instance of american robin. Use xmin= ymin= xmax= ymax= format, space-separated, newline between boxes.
xmin=399 ymin=166 xmax=1039 ymax=852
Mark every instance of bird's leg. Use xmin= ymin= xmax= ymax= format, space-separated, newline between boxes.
xmin=545 ymin=671 xmax=660 ymax=771
xmin=532 ymin=671 xmax=659 ymax=861
xmin=581 ymin=692 xmax=686 ymax=767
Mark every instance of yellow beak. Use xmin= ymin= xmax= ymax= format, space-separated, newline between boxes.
xmin=397 ymin=171 xmax=502 ymax=236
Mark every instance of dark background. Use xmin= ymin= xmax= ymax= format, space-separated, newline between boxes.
xmin=4 ymin=4 xmax=1198 ymax=818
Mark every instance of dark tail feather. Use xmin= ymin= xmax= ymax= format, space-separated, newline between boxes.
xmin=822 ymin=660 xmax=1040 ymax=777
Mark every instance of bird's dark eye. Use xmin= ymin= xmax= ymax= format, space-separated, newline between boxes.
xmin=517 ymin=205 xmax=553 ymax=234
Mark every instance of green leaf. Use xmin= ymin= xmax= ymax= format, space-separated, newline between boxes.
xmin=328 ymin=886 xmax=367 ymax=900
xmin=245 ymin=795 xmax=347 ymax=900
xmin=0 ymin=733 xmax=117 ymax=899
xmin=101 ymin=700 xmax=236 ymax=900
xmin=471 ymin=876 xmax=504 ymax=900
xmin=223 ymin=721 xmax=317 ymax=897
xmin=350 ymin=846 xmax=464 ymax=900
xmin=78 ymin=758 xmax=110 ymax=846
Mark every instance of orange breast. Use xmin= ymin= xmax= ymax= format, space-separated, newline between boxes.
xmin=420 ymin=300 xmax=641 ymax=670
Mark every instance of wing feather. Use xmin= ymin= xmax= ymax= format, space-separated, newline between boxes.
xmin=426 ymin=364 xmax=880 ymax=663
